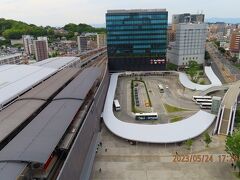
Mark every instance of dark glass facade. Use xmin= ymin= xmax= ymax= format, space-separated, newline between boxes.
xmin=106 ymin=9 xmax=168 ymax=71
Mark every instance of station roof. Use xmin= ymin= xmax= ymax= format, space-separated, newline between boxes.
xmin=0 ymin=162 xmax=27 ymax=180
xmin=31 ymin=57 xmax=80 ymax=69
xmin=0 ymin=65 xmax=57 ymax=106
xmin=18 ymin=68 xmax=79 ymax=100
xmin=54 ymin=67 xmax=101 ymax=100
xmin=0 ymin=100 xmax=45 ymax=144
xmin=103 ymin=73 xmax=216 ymax=143
xmin=179 ymin=66 xmax=222 ymax=91
xmin=0 ymin=68 xmax=80 ymax=145
xmin=0 ymin=66 xmax=102 ymax=164
xmin=0 ymin=99 xmax=83 ymax=163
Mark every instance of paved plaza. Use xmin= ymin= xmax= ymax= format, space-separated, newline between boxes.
xmin=91 ymin=125 xmax=238 ymax=180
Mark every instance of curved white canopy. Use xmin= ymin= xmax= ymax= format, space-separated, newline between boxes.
xmin=103 ymin=73 xmax=216 ymax=143
xmin=179 ymin=66 xmax=222 ymax=91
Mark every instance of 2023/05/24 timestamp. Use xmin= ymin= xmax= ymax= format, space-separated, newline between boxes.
xmin=172 ymin=154 xmax=239 ymax=163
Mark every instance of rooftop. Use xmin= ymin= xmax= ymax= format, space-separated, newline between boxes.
xmin=0 ymin=53 xmax=22 ymax=62
xmin=31 ymin=56 xmax=80 ymax=69
xmin=107 ymin=9 xmax=167 ymax=14
xmin=0 ymin=65 xmax=57 ymax=107
xmin=0 ymin=67 xmax=102 ymax=164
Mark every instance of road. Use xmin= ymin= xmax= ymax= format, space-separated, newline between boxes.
xmin=206 ymin=42 xmax=240 ymax=83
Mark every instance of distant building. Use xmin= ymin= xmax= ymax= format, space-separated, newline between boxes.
xmin=172 ymin=13 xmax=204 ymax=31
xmin=230 ymin=31 xmax=240 ymax=58
xmin=106 ymin=9 xmax=168 ymax=71
xmin=33 ymin=37 xmax=49 ymax=61
xmin=215 ymin=22 xmax=226 ymax=34
xmin=0 ymin=53 xmax=22 ymax=65
xmin=77 ymin=36 xmax=88 ymax=53
xmin=167 ymin=23 xmax=207 ymax=66
xmin=22 ymin=35 xmax=34 ymax=55
xmin=97 ymin=34 xmax=107 ymax=48
xmin=10 ymin=39 xmax=23 ymax=46
xmin=167 ymin=26 xmax=175 ymax=44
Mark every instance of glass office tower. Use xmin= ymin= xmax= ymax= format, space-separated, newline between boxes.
xmin=106 ymin=9 xmax=168 ymax=71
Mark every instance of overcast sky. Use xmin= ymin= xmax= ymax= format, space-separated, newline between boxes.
xmin=0 ymin=0 xmax=239 ymax=26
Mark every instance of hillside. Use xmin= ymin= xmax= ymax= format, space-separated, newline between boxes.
xmin=0 ymin=18 xmax=106 ymax=40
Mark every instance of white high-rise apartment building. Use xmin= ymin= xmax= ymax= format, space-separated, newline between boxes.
xmin=97 ymin=34 xmax=106 ymax=48
xmin=22 ymin=35 xmax=34 ymax=55
xmin=167 ymin=23 xmax=207 ymax=66
xmin=77 ymin=36 xmax=87 ymax=53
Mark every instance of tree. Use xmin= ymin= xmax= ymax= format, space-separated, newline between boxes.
xmin=200 ymin=79 xmax=205 ymax=85
xmin=185 ymin=139 xmax=193 ymax=151
xmin=204 ymin=132 xmax=212 ymax=147
xmin=231 ymin=56 xmax=238 ymax=63
xmin=186 ymin=60 xmax=200 ymax=81
xmin=166 ymin=63 xmax=178 ymax=70
xmin=226 ymin=129 xmax=240 ymax=176
xmin=205 ymin=50 xmax=211 ymax=60
xmin=214 ymin=40 xmax=220 ymax=47
xmin=218 ymin=47 xmax=226 ymax=54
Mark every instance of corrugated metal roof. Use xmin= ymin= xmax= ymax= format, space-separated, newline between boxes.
xmin=0 ymin=100 xmax=45 ymax=144
xmin=31 ymin=57 xmax=80 ymax=69
xmin=0 ymin=99 xmax=83 ymax=163
xmin=54 ymin=67 xmax=101 ymax=100
xmin=0 ymin=66 xmax=101 ymax=164
xmin=18 ymin=68 xmax=79 ymax=100
xmin=0 ymin=68 xmax=80 ymax=145
xmin=0 ymin=162 xmax=27 ymax=180
xmin=0 ymin=65 xmax=57 ymax=106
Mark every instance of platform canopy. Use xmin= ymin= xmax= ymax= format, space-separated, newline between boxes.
xmin=31 ymin=57 xmax=80 ymax=69
xmin=179 ymin=66 xmax=222 ymax=91
xmin=0 ymin=65 xmax=57 ymax=106
xmin=103 ymin=73 xmax=216 ymax=143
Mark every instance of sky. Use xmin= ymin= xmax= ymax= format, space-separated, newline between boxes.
xmin=0 ymin=0 xmax=240 ymax=27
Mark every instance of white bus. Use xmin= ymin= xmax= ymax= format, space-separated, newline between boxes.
xmin=135 ymin=112 xmax=158 ymax=120
xmin=113 ymin=99 xmax=121 ymax=111
xmin=200 ymin=103 xmax=212 ymax=109
xmin=158 ymin=84 xmax=164 ymax=93
xmin=192 ymin=96 xmax=212 ymax=102
xmin=195 ymin=99 xmax=212 ymax=105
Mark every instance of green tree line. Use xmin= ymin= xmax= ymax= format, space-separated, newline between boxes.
xmin=0 ymin=18 xmax=106 ymax=40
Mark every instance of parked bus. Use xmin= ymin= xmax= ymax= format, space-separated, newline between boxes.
xmin=135 ymin=113 xmax=158 ymax=120
xmin=113 ymin=99 xmax=121 ymax=111
xmin=192 ymin=96 xmax=212 ymax=102
xmin=158 ymin=84 xmax=164 ymax=93
xmin=195 ymin=99 xmax=212 ymax=105
xmin=200 ymin=103 xmax=212 ymax=109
